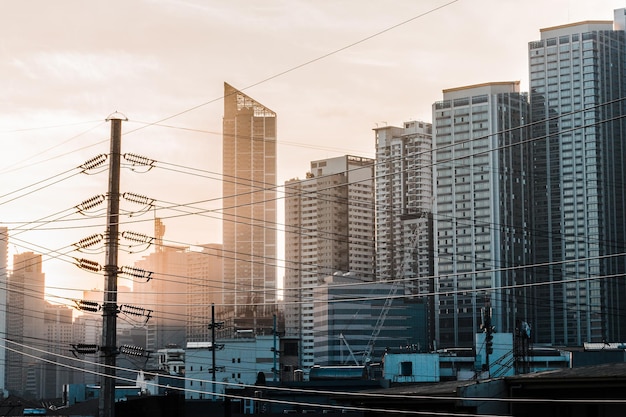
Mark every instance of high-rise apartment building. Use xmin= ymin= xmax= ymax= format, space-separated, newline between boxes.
xmin=6 ymin=252 xmax=47 ymax=397
xmin=374 ymin=121 xmax=434 ymax=345
xmin=527 ymin=12 xmax=626 ymax=345
xmin=41 ymin=304 xmax=83 ymax=398
xmin=375 ymin=121 xmax=433 ymax=285
xmin=432 ymin=82 xmax=529 ymax=347
xmin=222 ymin=83 xmax=277 ymax=321
xmin=284 ymin=155 xmax=375 ymax=370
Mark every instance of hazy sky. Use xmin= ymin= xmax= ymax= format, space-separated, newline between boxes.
xmin=1 ymin=0 xmax=625 ymax=302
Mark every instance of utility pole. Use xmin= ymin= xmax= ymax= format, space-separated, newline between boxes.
xmin=273 ymin=314 xmax=277 ymax=382
xmin=211 ymin=303 xmax=216 ymax=400
xmin=99 ymin=112 xmax=126 ymax=417
xmin=483 ymin=306 xmax=494 ymax=377
xmin=208 ymin=303 xmax=224 ymax=400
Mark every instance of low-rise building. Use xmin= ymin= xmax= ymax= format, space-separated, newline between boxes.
xmin=185 ymin=335 xmax=276 ymax=400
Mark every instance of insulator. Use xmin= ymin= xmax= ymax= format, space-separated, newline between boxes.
xmin=72 ymin=344 xmax=99 ymax=354
xmin=79 ymin=154 xmax=108 ymax=171
xmin=122 ymin=231 xmax=154 ymax=244
xmin=119 ymin=304 xmax=147 ymax=317
xmin=120 ymin=266 xmax=153 ymax=281
xmin=122 ymin=192 xmax=154 ymax=206
xmin=75 ymin=195 xmax=106 ymax=212
xmin=75 ymin=258 xmax=102 ymax=272
xmin=74 ymin=299 xmax=101 ymax=312
xmin=123 ymin=153 xmax=155 ymax=167
xmin=207 ymin=322 xmax=225 ymax=330
xmin=119 ymin=345 xmax=146 ymax=357
xmin=208 ymin=366 xmax=225 ymax=373
xmin=74 ymin=234 xmax=104 ymax=249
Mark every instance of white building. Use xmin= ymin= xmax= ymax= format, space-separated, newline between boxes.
xmin=284 ymin=155 xmax=375 ymax=371
xmin=432 ymin=82 xmax=529 ymax=348
xmin=374 ymin=121 xmax=433 ymax=291
xmin=185 ymin=335 xmax=276 ymax=400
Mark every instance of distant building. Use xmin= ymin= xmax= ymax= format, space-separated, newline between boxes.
xmin=133 ymin=218 xmax=223 ymax=360
xmin=432 ymin=82 xmax=529 ymax=347
xmin=186 ymin=244 xmax=223 ymax=343
xmin=284 ymin=155 xmax=375 ymax=371
xmin=313 ymin=273 xmax=427 ymax=366
xmin=39 ymin=304 xmax=85 ymax=398
xmin=526 ymin=12 xmax=626 ymax=345
xmin=222 ymin=82 xmax=278 ymax=323
xmin=6 ymin=252 xmax=46 ymax=398
xmin=133 ymin=239 xmax=188 ymax=358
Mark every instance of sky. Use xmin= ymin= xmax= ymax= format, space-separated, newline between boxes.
xmin=1 ymin=0 xmax=625 ymax=304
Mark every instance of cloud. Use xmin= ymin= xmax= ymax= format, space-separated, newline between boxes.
xmin=11 ymin=51 xmax=160 ymax=83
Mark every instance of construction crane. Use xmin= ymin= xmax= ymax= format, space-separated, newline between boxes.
xmin=361 ymin=222 xmax=422 ymax=364
xmin=339 ymin=333 xmax=361 ymax=366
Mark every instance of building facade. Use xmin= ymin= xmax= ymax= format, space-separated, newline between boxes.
xmin=134 ymin=240 xmax=188 ymax=356
xmin=313 ymin=274 xmax=426 ymax=366
xmin=133 ymin=220 xmax=224 ymax=358
xmin=527 ymin=13 xmax=626 ymax=345
xmin=6 ymin=252 xmax=47 ymax=398
xmin=284 ymin=155 xmax=375 ymax=371
xmin=186 ymin=244 xmax=223 ymax=342
xmin=185 ymin=335 xmax=276 ymax=400
xmin=432 ymin=82 xmax=529 ymax=347
xmin=374 ymin=121 xmax=434 ymax=346
xmin=40 ymin=304 xmax=84 ymax=399
xmin=222 ymin=82 xmax=278 ymax=322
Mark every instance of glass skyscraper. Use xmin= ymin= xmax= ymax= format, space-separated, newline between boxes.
xmin=527 ymin=14 xmax=626 ymax=345
xmin=222 ymin=83 xmax=277 ymax=320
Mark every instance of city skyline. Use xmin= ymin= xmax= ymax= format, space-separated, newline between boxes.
xmin=2 ymin=2 xmax=626 ymax=402
xmin=1 ymin=0 xmax=624 ymax=302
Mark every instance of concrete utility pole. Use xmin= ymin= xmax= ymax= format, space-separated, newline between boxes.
xmin=99 ymin=112 xmax=127 ymax=417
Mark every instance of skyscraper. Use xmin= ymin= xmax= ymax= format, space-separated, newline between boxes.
xmin=284 ymin=155 xmax=375 ymax=370
xmin=527 ymin=13 xmax=626 ymax=345
xmin=6 ymin=252 xmax=46 ymax=397
xmin=432 ymin=82 xmax=529 ymax=347
xmin=222 ymin=83 xmax=277 ymax=321
xmin=374 ymin=121 xmax=434 ymax=345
